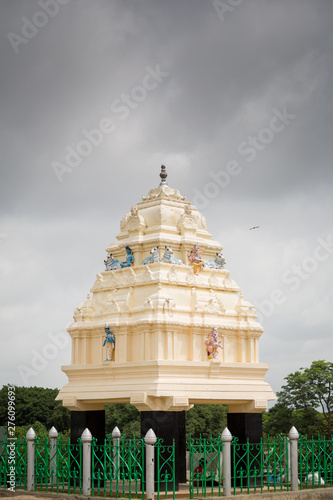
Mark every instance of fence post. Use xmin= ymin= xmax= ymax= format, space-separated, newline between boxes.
xmin=26 ymin=427 xmax=36 ymax=491
xmin=112 ymin=426 xmax=121 ymax=479
xmin=145 ymin=428 xmax=157 ymax=500
xmin=221 ymin=427 xmax=232 ymax=496
xmin=289 ymin=426 xmax=299 ymax=491
xmin=81 ymin=428 xmax=92 ymax=496
xmin=49 ymin=426 xmax=58 ymax=483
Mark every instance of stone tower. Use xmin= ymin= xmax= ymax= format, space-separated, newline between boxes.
xmin=57 ymin=167 xmax=275 ymax=483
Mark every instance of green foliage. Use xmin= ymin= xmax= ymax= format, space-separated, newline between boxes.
xmin=186 ymin=404 xmax=227 ymax=440
xmin=15 ymin=421 xmax=48 ymax=439
xmin=0 ymin=385 xmax=70 ymax=433
xmin=264 ymin=360 xmax=333 ymax=437
xmin=105 ymin=403 xmax=140 ymax=437
xmin=105 ymin=403 xmax=227 ymax=440
xmin=263 ymin=403 xmax=322 ymax=437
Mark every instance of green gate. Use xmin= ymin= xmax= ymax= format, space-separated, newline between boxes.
xmin=188 ymin=435 xmax=223 ymax=498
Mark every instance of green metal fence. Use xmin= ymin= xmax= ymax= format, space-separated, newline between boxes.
xmin=1 ymin=430 xmax=333 ymax=497
xmin=188 ymin=435 xmax=223 ymax=498
xmin=188 ymin=434 xmax=333 ymax=497
xmin=34 ymin=435 xmax=82 ymax=494
xmin=298 ymin=435 xmax=333 ymax=489
xmin=231 ymin=436 xmax=289 ymax=495
xmin=156 ymin=437 xmax=176 ymax=500
xmin=0 ymin=436 xmax=27 ymax=489
xmin=0 ymin=432 xmax=175 ymax=499
xmin=91 ymin=435 xmax=145 ymax=499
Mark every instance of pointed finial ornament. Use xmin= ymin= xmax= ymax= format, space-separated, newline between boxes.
xmin=159 ymin=165 xmax=168 ymax=186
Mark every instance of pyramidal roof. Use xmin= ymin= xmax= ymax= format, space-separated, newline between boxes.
xmin=108 ymin=165 xmax=217 ymax=251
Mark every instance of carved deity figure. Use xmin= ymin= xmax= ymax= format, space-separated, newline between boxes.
xmin=188 ymin=244 xmax=205 ymax=275
xmin=103 ymin=325 xmax=116 ymax=361
xmin=205 ymin=327 xmax=223 ymax=359
xmin=120 ymin=246 xmax=134 ymax=268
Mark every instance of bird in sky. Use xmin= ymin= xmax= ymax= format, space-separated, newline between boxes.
xmin=249 ymin=226 xmax=260 ymax=230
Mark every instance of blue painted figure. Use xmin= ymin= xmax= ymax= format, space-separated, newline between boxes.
xmin=142 ymin=246 xmax=160 ymax=265
xmin=104 ymin=253 xmax=121 ymax=271
xmin=120 ymin=245 xmax=134 ymax=268
xmin=162 ymin=246 xmax=184 ymax=265
xmin=204 ymin=251 xmax=226 ymax=269
xmin=103 ymin=325 xmax=115 ymax=361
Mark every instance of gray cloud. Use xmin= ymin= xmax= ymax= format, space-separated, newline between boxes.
xmin=1 ymin=0 xmax=332 ymax=399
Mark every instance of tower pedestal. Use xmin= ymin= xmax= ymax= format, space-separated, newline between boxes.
xmin=227 ymin=413 xmax=262 ymax=443
xmin=141 ymin=411 xmax=186 ymax=489
xmin=70 ymin=410 xmax=105 ymax=444
xmin=227 ymin=413 xmax=262 ymax=486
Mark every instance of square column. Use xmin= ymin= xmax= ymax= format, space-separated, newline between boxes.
xmin=141 ymin=411 xmax=186 ymax=489
xmin=70 ymin=410 xmax=105 ymax=444
xmin=227 ymin=413 xmax=262 ymax=443
xmin=227 ymin=413 xmax=262 ymax=487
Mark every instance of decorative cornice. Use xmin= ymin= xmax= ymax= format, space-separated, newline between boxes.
xmin=142 ymin=185 xmax=186 ymax=202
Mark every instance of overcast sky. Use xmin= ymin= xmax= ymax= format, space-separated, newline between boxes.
xmin=1 ymin=0 xmax=332 ymax=406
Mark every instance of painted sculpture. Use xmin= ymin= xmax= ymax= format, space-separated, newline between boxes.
xmin=142 ymin=246 xmax=160 ymax=265
xmin=188 ymin=244 xmax=204 ymax=274
xmin=205 ymin=327 xmax=223 ymax=359
xmin=204 ymin=251 xmax=226 ymax=269
xmin=120 ymin=246 xmax=134 ymax=268
xmin=162 ymin=246 xmax=184 ymax=265
xmin=104 ymin=253 xmax=121 ymax=271
xmin=103 ymin=325 xmax=116 ymax=361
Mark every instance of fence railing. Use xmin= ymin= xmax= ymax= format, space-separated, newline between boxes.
xmin=1 ymin=425 xmax=333 ymax=497
xmin=0 ymin=426 xmax=174 ymax=499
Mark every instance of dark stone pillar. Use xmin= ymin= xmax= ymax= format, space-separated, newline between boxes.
xmin=141 ymin=411 xmax=186 ymax=489
xmin=227 ymin=413 xmax=263 ymax=487
xmin=70 ymin=411 xmax=105 ymax=487
xmin=70 ymin=410 xmax=105 ymax=444
xmin=227 ymin=413 xmax=262 ymax=443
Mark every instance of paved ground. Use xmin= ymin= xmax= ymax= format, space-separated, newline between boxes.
xmin=2 ymin=488 xmax=333 ymax=499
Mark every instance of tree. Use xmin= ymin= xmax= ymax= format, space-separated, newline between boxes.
xmin=263 ymin=402 xmax=322 ymax=437
xmin=0 ymin=385 xmax=70 ymax=433
xmin=105 ymin=403 xmax=140 ymax=437
xmin=104 ymin=403 xmax=227 ymax=440
xmin=266 ymin=360 xmax=333 ymax=436
xmin=186 ymin=404 xmax=227 ymax=440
